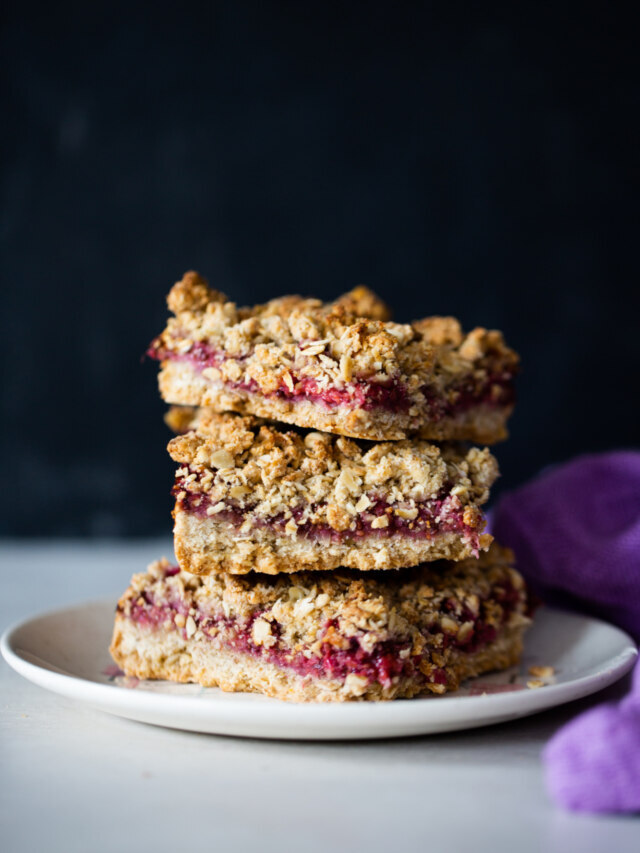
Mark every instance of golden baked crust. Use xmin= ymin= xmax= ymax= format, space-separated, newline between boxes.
xmin=110 ymin=544 xmax=531 ymax=701
xmin=149 ymin=272 xmax=519 ymax=442
xmin=166 ymin=409 xmax=497 ymax=574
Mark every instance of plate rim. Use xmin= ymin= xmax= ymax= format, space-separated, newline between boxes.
xmin=2 ymin=600 xmax=637 ymax=737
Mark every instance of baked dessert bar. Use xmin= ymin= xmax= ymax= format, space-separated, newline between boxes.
xmin=166 ymin=409 xmax=498 ymax=575
xmin=148 ymin=272 xmax=518 ymax=442
xmin=109 ymin=544 xmax=530 ymax=702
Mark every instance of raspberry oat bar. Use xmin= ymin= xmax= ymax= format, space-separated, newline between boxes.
xmin=166 ymin=408 xmax=498 ymax=575
xmin=149 ymin=272 xmax=518 ymax=443
xmin=109 ymin=545 xmax=530 ymax=702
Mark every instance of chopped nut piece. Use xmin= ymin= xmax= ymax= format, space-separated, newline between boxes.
xmin=417 ymin=584 xmax=434 ymax=599
xmin=185 ymin=615 xmax=197 ymax=638
xmin=202 ymin=366 xmax=222 ymax=382
xmin=340 ymin=353 xmax=353 ymax=382
xmin=300 ymin=338 xmax=330 ymax=350
xmin=284 ymin=518 xmax=298 ymax=536
xmin=526 ymin=679 xmax=545 ymax=689
xmin=370 ymin=516 xmax=389 ymax=529
xmin=528 ymin=665 xmax=555 ymax=679
xmin=395 ymin=506 xmax=418 ymax=520
xmin=251 ymin=618 xmax=272 ymax=646
xmin=229 ymin=485 xmax=251 ymax=499
xmin=282 ymin=371 xmax=295 ymax=392
xmin=335 ymin=468 xmax=361 ymax=499
xmin=441 ymin=616 xmax=459 ymax=635
xmin=465 ymin=594 xmax=480 ymax=616
xmin=206 ymin=503 xmax=226 ymax=516
xmin=293 ymin=597 xmax=316 ymax=618
xmin=302 ymin=343 xmax=327 ymax=356
xmin=303 ymin=431 xmax=326 ymax=449
xmin=209 ymin=449 xmax=234 ymax=469
xmin=457 ymin=621 xmax=474 ymax=643
xmin=354 ymin=495 xmax=371 ymax=513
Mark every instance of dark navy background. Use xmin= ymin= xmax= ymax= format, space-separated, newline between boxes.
xmin=2 ymin=1 xmax=638 ymax=536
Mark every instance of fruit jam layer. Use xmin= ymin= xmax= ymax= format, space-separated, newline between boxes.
xmin=123 ymin=565 xmax=521 ymax=689
xmin=174 ymin=475 xmax=483 ymax=548
xmin=421 ymin=373 xmax=515 ymax=422
xmin=149 ymin=338 xmax=514 ymax=417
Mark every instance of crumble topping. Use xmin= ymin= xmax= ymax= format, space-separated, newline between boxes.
xmin=167 ymin=409 xmax=497 ymax=535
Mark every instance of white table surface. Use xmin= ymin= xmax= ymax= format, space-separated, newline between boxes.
xmin=1 ymin=540 xmax=637 ymax=853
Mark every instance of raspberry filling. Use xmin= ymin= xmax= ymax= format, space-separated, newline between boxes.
xmin=148 ymin=338 xmax=514 ymax=417
xmin=421 ymin=374 xmax=515 ymax=422
xmin=174 ymin=472 xmax=484 ymax=549
xmin=123 ymin=564 xmax=520 ymax=690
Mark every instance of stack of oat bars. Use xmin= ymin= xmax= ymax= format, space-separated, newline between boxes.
xmin=110 ymin=272 xmax=532 ymax=701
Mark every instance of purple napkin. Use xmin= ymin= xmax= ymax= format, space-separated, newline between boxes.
xmin=492 ymin=451 xmax=640 ymax=814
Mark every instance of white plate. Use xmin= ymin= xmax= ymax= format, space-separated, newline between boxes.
xmin=2 ymin=602 xmax=636 ymax=740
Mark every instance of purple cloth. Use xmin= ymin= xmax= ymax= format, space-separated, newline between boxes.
xmin=492 ymin=451 xmax=640 ymax=814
